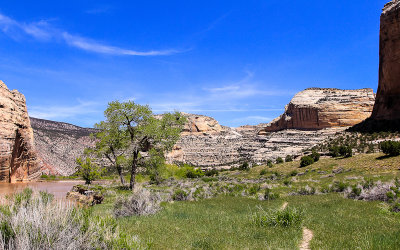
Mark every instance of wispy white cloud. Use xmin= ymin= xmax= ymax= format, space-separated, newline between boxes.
xmin=28 ymin=100 xmax=102 ymax=120
xmin=0 ymin=13 xmax=181 ymax=56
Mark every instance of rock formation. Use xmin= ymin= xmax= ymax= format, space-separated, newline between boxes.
xmin=261 ymin=88 xmax=375 ymax=133
xmin=30 ymin=117 xmax=97 ymax=176
xmin=167 ymin=114 xmax=344 ymax=168
xmin=371 ymin=0 xmax=400 ymax=120
xmin=0 ymin=81 xmax=40 ymax=182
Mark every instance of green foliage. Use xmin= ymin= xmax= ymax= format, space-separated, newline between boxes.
xmin=276 ymin=157 xmax=284 ymax=164
xmin=75 ymin=157 xmax=103 ymax=185
xmin=283 ymin=179 xmax=292 ymax=186
xmin=145 ymin=149 xmax=167 ymax=184
xmin=173 ymin=189 xmax=188 ymax=201
xmin=285 ymin=155 xmax=293 ymax=162
xmin=239 ymin=162 xmax=250 ymax=171
xmin=96 ymin=100 xmax=186 ymax=189
xmin=300 ymin=156 xmax=314 ymax=168
xmin=351 ymin=186 xmax=362 ymax=197
xmin=380 ymin=141 xmax=400 ymax=157
xmin=329 ymin=146 xmax=340 ymax=157
xmin=267 ymin=160 xmax=273 ymax=168
xmin=260 ymin=169 xmax=267 ymax=176
xmin=204 ymin=169 xmax=219 ymax=177
xmin=247 ymin=185 xmax=261 ymax=196
xmin=332 ymin=181 xmax=349 ymax=192
xmin=252 ymin=207 xmax=304 ymax=227
xmin=264 ymin=188 xmax=280 ymax=200
xmin=339 ymin=145 xmax=353 ymax=158
xmin=362 ymin=178 xmax=375 ymax=189
xmin=311 ymin=150 xmax=320 ymax=162
xmin=185 ymin=168 xmax=205 ymax=179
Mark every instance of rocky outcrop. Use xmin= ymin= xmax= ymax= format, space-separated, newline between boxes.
xmin=0 ymin=81 xmax=40 ymax=182
xmin=167 ymin=113 xmax=344 ymax=168
xmin=30 ymin=117 xmax=96 ymax=176
xmin=371 ymin=0 xmax=400 ymax=120
xmin=261 ymin=88 xmax=375 ymax=133
xmin=181 ymin=113 xmax=226 ymax=135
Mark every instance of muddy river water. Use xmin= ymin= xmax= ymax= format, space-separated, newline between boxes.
xmin=0 ymin=181 xmax=86 ymax=200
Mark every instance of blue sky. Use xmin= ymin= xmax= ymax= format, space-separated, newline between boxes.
xmin=0 ymin=0 xmax=387 ymax=127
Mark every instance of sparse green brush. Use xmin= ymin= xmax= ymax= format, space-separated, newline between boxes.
xmin=267 ymin=160 xmax=273 ymax=168
xmin=285 ymin=155 xmax=293 ymax=162
xmin=259 ymin=169 xmax=267 ymax=175
xmin=380 ymin=141 xmax=400 ymax=157
xmin=276 ymin=157 xmax=284 ymax=164
xmin=173 ymin=189 xmax=188 ymax=201
xmin=252 ymin=207 xmax=304 ymax=227
xmin=300 ymin=156 xmax=314 ymax=168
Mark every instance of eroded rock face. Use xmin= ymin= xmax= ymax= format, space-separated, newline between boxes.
xmin=261 ymin=88 xmax=375 ymax=133
xmin=371 ymin=0 xmax=400 ymax=120
xmin=30 ymin=117 xmax=96 ymax=176
xmin=166 ymin=112 xmax=344 ymax=168
xmin=0 ymin=81 xmax=40 ymax=182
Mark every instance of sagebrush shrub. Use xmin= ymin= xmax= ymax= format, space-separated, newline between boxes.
xmin=114 ymin=187 xmax=161 ymax=217
xmin=0 ymin=189 xmax=142 ymax=249
xmin=380 ymin=141 xmax=400 ymax=156
xmin=172 ymin=189 xmax=188 ymax=201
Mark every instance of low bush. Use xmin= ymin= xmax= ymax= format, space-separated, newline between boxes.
xmin=276 ymin=157 xmax=284 ymax=164
xmin=329 ymin=146 xmax=340 ymax=157
xmin=300 ymin=156 xmax=314 ymax=168
xmin=339 ymin=146 xmax=353 ymax=158
xmin=380 ymin=141 xmax=400 ymax=157
xmin=247 ymin=185 xmax=261 ymax=196
xmin=285 ymin=155 xmax=293 ymax=162
xmin=267 ymin=160 xmax=273 ymax=168
xmin=239 ymin=162 xmax=250 ymax=171
xmin=185 ymin=168 xmax=204 ymax=179
xmin=252 ymin=207 xmax=304 ymax=227
xmin=114 ymin=187 xmax=161 ymax=217
xmin=264 ymin=188 xmax=280 ymax=200
xmin=0 ymin=189 xmax=141 ymax=249
xmin=172 ymin=189 xmax=189 ymax=201
xmin=204 ymin=169 xmax=219 ymax=177
xmin=283 ymin=179 xmax=292 ymax=186
xmin=297 ymin=186 xmax=316 ymax=195
xmin=331 ymin=181 xmax=349 ymax=192
xmin=311 ymin=150 xmax=320 ymax=162
xmin=260 ymin=169 xmax=267 ymax=175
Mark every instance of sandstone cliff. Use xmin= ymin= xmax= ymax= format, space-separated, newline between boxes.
xmin=261 ymin=88 xmax=375 ymax=133
xmin=30 ymin=117 xmax=96 ymax=176
xmin=0 ymin=81 xmax=40 ymax=182
xmin=371 ymin=0 xmax=400 ymax=120
xmin=167 ymin=113 xmax=344 ymax=168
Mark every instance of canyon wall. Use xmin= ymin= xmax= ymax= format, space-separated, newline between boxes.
xmin=261 ymin=88 xmax=375 ymax=133
xmin=0 ymin=81 xmax=40 ymax=182
xmin=371 ymin=0 xmax=400 ymax=120
xmin=30 ymin=117 xmax=96 ymax=176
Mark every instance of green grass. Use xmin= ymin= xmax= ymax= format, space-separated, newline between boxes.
xmin=92 ymin=193 xmax=400 ymax=249
xmin=84 ymin=153 xmax=400 ymax=249
xmin=94 ymin=197 xmax=302 ymax=249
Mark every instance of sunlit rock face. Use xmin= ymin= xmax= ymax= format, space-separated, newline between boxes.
xmin=260 ymin=88 xmax=375 ymax=133
xmin=0 ymin=81 xmax=40 ymax=182
xmin=371 ymin=0 xmax=400 ymax=120
xmin=166 ymin=112 xmax=344 ymax=168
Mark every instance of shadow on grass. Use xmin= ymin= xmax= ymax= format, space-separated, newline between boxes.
xmin=376 ymin=155 xmax=394 ymax=160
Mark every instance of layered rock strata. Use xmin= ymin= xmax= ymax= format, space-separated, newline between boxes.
xmin=167 ymin=113 xmax=344 ymax=168
xmin=0 ymin=81 xmax=40 ymax=182
xmin=30 ymin=117 xmax=96 ymax=176
xmin=261 ymin=88 xmax=375 ymax=133
xmin=371 ymin=0 xmax=400 ymax=120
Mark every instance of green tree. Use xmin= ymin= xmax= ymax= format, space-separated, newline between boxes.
xmin=89 ymin=121 xmax=129 ymax=185
xmin=102 ymin=101 xmax=185 ymax=190
xmin=276 ymin=157 xmax=284 ymax=164
xmin=75 ymin=157 xmax=103 ymax=185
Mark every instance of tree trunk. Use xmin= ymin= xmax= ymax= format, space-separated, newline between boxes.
xmin=129 ymin=151 xmax=138 ymax=190
xmin=116 ymin=165 xmax=126 ymax=186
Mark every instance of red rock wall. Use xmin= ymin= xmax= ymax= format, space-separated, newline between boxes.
xmin=0 ymin=81 xmax=40 ymax=182
xmin=371 ymin=0 xmax=400 ymax=120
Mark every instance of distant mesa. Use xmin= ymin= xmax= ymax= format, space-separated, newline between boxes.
xmin=0 ymin=81 xmax=40 ymax=182
xmin=260 ymin=88 xmax=375 ymax=133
